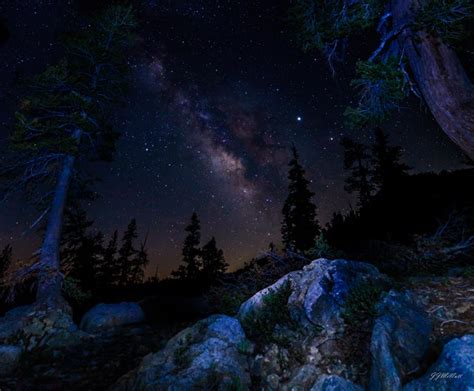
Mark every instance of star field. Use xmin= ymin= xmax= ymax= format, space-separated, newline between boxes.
xmin=0 ymin=0 xmax=466 ymax=276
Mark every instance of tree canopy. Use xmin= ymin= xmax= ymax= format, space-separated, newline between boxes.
xmin=290 ymin=0 xmax=474 ymax=159
xmin=0 ymin=5 xmax=137 ymax=307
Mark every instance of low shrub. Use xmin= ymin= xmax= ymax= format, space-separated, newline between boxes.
xmin=342 ymin=280 xmax=385 ymax=326
xmin=241 ymin=280 xmax=295 ymax=345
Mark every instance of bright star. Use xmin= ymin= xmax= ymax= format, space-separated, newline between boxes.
xmin=297 ymin=116 xmax=302 ymax=122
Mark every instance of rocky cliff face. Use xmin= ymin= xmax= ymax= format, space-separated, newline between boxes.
xmin=111 ymin=258 xmax=474 ymax=390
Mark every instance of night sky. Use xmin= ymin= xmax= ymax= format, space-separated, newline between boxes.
xmin=0 ymin=0 xmax=466 ymax=276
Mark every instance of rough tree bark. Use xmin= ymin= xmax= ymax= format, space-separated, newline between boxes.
xmin=391 ymin=0 xmax=474 ymax=160
xmin=36 ymin=129 xmax=82 ymax=308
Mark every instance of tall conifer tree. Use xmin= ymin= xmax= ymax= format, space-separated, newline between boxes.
xmin=172 ymin=212 xmax=202 ymax=281
xmin=129 ymin=237 xmax=149 ymax=284
xmin=281 ymin=146 xmax=320 ymax=252
xmin=117 ymin=219 xmax=138 ymax=286
xmin=341 ymin=137 xmax=374 ymax=207
xmin=201 ymin=237 xmax=228 ymax=285
xmin=61 ymin=208 xmax=103 ymax=292
xmin=371 ymin=128 xmax=410 ymax=190
xmin=0 ymin=6 xmax=136 ymax=307
xmin=97 ymin=230 xmax=119 ymax=288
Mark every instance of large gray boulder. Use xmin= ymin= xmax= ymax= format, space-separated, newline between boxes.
xmin=235 ymin=259 xmax=390 ymax=388
xmin=80 ymin=302 xmax=145 ymax=333
xmin=0 ymin=303 xmax=82 ymax=351
xmin=111 ymin=315 xmax=252 ymax=390
xmin=0 ymin=344 xmax=22 ymax=376
xmin=404 ymin=334 xmax=474 ymax=391
xmin=370 ymin=290 xmax=432 ymax=391
xmin=238 ymin=258 xmax=390 ymax=331
xmin=310 ymin=375 xmax=364 ymax=391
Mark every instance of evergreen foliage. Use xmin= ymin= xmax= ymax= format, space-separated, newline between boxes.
xmin=371 ymin=128 xmax=410 ymax=190
xmin=96 ymin=230 xmax=119 ymax=288
xmin=281 ymin=146 xmax=320 ymax=252
xmin=172 ymin=212 xmax=202 ymax=281
xmin=344 ymin=58 xmax=408 ymax=128
xmin=326 ymin=155 xmax=474 ymax=277
xmin=61 ymin=208 xmax=104 ymax=292
xmin=116 ymin=219 xmax=149 ymax=285
xmin=0 ymin=5 xmax=137 ymax=303
xmin=1 ymin=5 xmax=136 ymax=200
xmin=289 ymin=0 xmax=383 ymax=70
xmin=62 ymin=276 xmax=92 ymax=304
xmin=342 ymin=281 xmax=385 ymax=326
xmin=61 ymin=211 xmax=148 ymax=293
xmin=131 ymin=238 xmax=150 ymax=285
xmin=201 ymin=237 xmax=228 ymax=285
xmin=415 ymin=0 xmax=474 ymax=45
xmin=241 ymin=280 xmax=295 ymax=345
xmin=341 ymin=128 xmax=409 ymax=206
xmin=307 ymin=233 xmax=345 ymax=260
xmin=289 ymin=0 xmax=474 ymax=147
xmin=117 ymin=219 xmax=138 ymax=285
xmin=341 ymin=137 xmax=373 ymax=206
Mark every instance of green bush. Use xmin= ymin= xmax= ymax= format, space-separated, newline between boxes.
xmin=217 ymin=291 xmax=248 ymax=316
xmin=62 ymin=276 xmax=92 ymax=304
xmin=307 ymin=233 xmax=345 ymax=259
xmin=342 ymin=281 xmax=385 ymax=326
xmin=241 ymin=280 xmax=295 ymax=345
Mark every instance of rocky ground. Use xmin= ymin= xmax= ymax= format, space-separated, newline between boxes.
xmin=0 ymin=321 xmax=187 ymax=391
xmin=0 ymin=260 xmax=473 ymax=390
xmin=408 ymin=274 xmax=474 ymax=340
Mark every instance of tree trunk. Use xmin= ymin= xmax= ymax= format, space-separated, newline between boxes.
xmin=36 ymin=129 xmax=81 ymax=308
xmin=391 ymin=0 xmax=474 ymax=160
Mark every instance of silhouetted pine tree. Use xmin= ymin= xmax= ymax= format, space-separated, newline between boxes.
xmin=341 ymin=137 xmax=373 ymax=207
xmin=0 ymin=244 xmax=12 ymax=282
xmin=172 ymin=212 xmax=202 ymax=281
xmin=129 ymin=237 xmax=149 ymax=284
xmin=117 ymin=219 xmax=138 ymax=286
xmin=201 ymin=237 xmax=228 ymax=285
xmin=61 ymin=208 xmax=104 ymax=292
xmin=61 ymin=208 xmax=93 ymax=263
xmin=96 ymin=230 xmax=119 ymax=288
xmin=371 ymin=128 xmax=410 ymax=190
xmin=281 ymin=146 xmax=320 ymax=252
xmin=0 ymin=6 xmax=137 ymax=307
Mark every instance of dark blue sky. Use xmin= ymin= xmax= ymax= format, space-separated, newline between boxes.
xmin=0 ymin=0 xmax=465 ymax=276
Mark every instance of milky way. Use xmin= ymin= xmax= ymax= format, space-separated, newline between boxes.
xmin=145 ymin=56 xmax=287 ymax=208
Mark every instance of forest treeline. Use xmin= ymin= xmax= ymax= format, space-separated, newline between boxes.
xmin=2 ymin=126 xmax=474 ymax=317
